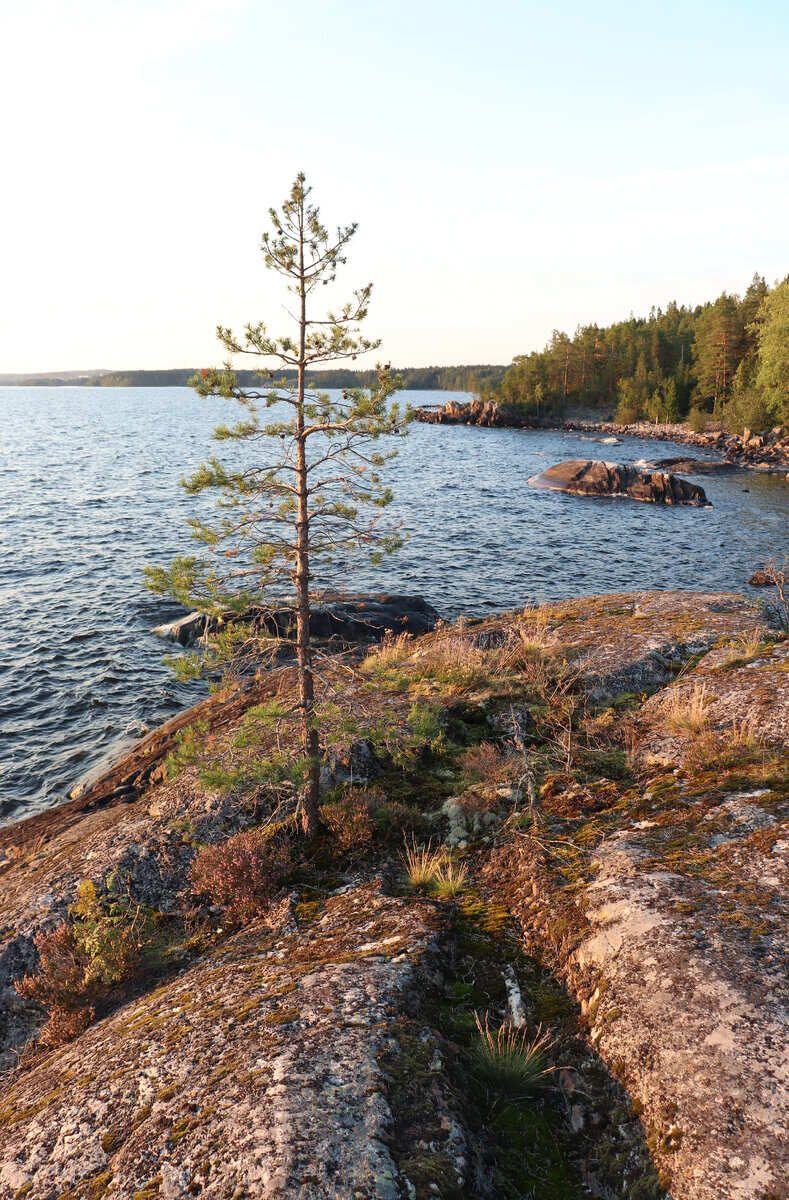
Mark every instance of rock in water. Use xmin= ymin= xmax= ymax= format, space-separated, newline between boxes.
xmin=153 ymin=594 xmax=440 ymax=647
xmin=528 ymin=459 xmax=711 ymax=506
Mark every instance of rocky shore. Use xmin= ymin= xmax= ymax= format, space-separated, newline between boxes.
xmin=415 ymin=399 xmax=789 ymax=473
xmin=1 ymin=591 xmax=786 ymax=1198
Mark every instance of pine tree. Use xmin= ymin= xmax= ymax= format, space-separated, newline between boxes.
xmin=693 ymin=294 xmax=746 ymax=411
xmin=146 ymin=174 xmax=407 ymax=836
xmin=754 ymin=279 xmax=789 ymax=426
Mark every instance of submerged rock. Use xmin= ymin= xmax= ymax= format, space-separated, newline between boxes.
xmin=529 ymin=459 xmax=711 ymax=506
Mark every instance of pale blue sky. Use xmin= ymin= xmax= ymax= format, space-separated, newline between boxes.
xmin=0 ymin=0 xmax=786 ymax=370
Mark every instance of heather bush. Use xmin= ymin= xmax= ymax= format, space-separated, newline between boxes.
xmin=189 ymin=827 xmax=294 ymax=923
xmin=16 ymin=879 xmax=163 ymax=1049
xmin=16 ymin=923 xmax=87 ymax=1012
xmin=320 ymin=787 xmax=377 ymax=853
xmin=37 ymin=1004 xmax=95 ymax=1049
xmin=460 ymin=741 xmax=512 ymax=790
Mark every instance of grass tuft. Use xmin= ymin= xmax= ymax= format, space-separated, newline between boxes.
xmin=472 ymin=1012 xmax=557 ymax=1098
xmin=431 ymin=859 xmax=469 ymax=897
xmin=402 ymin=837 xmax=446 ymax=890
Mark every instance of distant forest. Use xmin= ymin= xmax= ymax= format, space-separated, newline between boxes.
xmin=491 ymin=274 xmax=789 ymax=433
xmin=0 ymin=364 xmax=505 ymax=393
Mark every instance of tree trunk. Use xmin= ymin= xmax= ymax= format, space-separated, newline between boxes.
xmin=295 ymin=195 xmax=321 ymax=838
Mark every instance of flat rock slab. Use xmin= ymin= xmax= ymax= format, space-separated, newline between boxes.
xmin=536 ymin=591 xmax=772 ymax=700
xmin=0 ymin=886 xmax=449 ymax=1200
xmin=153 ymin=594 xmax=440 ymax=648
xmin=634 ymin=637 xmax=789 ymax=767
xmin=528 ymin=459 xmax=711 ymax=506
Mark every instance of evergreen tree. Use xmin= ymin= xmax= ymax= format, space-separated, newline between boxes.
xmin=754 ymin=279 xmax=789 ymax=426
xmin=693 ymin=294 xmax=746 ymax=411
xmin=146 ymin=174 xmax=406 ymax=836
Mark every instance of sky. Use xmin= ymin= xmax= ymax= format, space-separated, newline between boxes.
xmin=0 ymin=0 xmax=787 ymax=372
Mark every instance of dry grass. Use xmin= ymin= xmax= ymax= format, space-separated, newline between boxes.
xmin=721 ymin=629 xmax=765 ymax=666
xmin=402 ymin=837 xmax=446 ymax=889
xmin=362 ymin=631 xmax=415 ymax=673
xmin=515 ymin=609 xmax=558 ymax=658
xmin=472 ymin=1012 xmax=557 ymax=1097
xmin=362 ymin=618 xmax=560 ymax=697
xmin=401 ymin=838 xmax=468 ymax=895
xmin=662 ymin=684 xmax=711 ymax=735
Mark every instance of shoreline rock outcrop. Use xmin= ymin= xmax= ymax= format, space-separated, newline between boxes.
xmin=1 ymin=590 xmax=786 ymax=1199
xmin=528 ymin=459 xmax=711 ymax=506
xmin=414 ymin=401 xmax=789 ymax=472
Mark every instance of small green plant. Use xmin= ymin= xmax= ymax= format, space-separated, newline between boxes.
xmin=69 ymin=879 xmax=162 ymax=986
xmin=197 ymin=752 xmax=304 ymax=795
xmin=165 ymin=718 xmax=210 ymax=778
xmin=472 ymin=1012 xmax=557 ymax=1098
xmin=232 ymin=699 xmax=292 ymax=749
xmin=431 ymin=859 xmax=469 ymax=897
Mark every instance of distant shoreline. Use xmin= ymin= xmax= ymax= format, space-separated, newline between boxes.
xmin=415 ymin=399 xmax=789 ymax=473
xmin=0 ymin=365 xmax=506 ymax=391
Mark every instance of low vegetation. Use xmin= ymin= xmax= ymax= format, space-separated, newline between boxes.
xmin=188 ymin=825 xmax=295 ymax=924
xmin=16 ymin=879 xmax=170 ymax=1049
xmin=661 ymin=684 xmax=710 ymax=735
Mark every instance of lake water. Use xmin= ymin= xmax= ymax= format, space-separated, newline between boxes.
xmin=1 ymin=386 xmax=787 ymax=824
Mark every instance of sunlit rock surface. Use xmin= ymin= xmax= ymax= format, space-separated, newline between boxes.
xmin=1 ymin=590 xmax=786 ymax=1198
xmin=528 ymin=459 xmax=711 ymax=506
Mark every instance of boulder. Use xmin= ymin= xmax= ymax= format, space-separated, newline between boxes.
xmin=528 ymin=460 xmax=711 ymax=506
xmin=151 ymin=611 xmax=207 ymax=646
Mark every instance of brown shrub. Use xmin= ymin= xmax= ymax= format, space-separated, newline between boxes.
xmin=539 ymin=772 xmax=618 ymax=817
xmin=320 ymin=787 xmax=376 ymax=853
xmin=189 ymin=827 xmax=293 ymax=923
xmin=16 ymin=923 xmax=87 ymax=1011
xmin=460 ymin=741 xmax=512 ymax=788
xmin=16 ymin=923 xmax=97 ymax=1051
xmin=37 ymin=1004 xmax=95 ymax=1049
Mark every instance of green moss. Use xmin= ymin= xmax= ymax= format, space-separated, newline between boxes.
xmin=0 ymin=1087 xmax=63 ymax=1127
xmin=132 ymin=1176 xmax=162 ymax=1200
xmin=263 ymin=1006 xmax=300 ymax=1026
xmin=100 ymin=1129 xmax=123 ymax=1153
xmin=56 ymin=1170 xmax=115 ymax=1200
